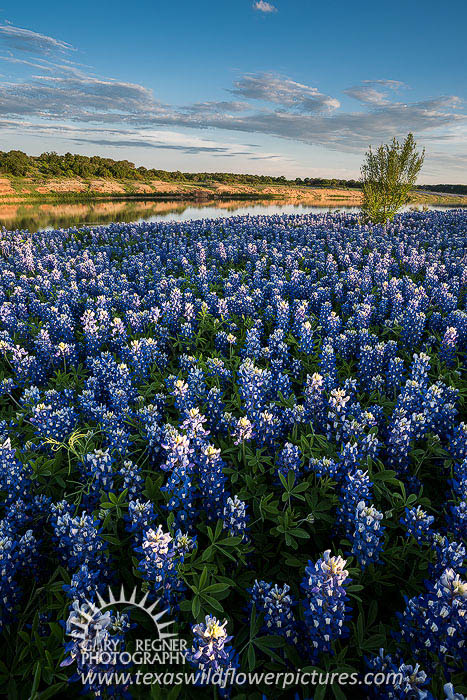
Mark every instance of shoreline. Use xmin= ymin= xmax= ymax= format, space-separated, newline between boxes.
xmin=0 ymin=176 xmax=466 ymax=207
xmin=1 ymin=192 xmax=465 ymax=206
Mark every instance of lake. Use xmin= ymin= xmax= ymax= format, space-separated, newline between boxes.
xmin=0 ymin=198 xmax=463 ymax=232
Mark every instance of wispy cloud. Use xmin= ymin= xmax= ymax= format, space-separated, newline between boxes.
xmin=0 ymin=22 xmax=465 ymax=177
xmin=253 ymin=1 xmax=277 ymax=13
xmin=0 ymin=119 xmax=291 ymax=162
xmin=230 ymin=73 xmax=340 ymax=113
xmin=344 ymin=80 xmax=407 ymax=106
xmin=0 ymin=70 xmax=464 ymax=155
xmin=0 ymin=74 xmax=156 ymax=117
xmin=0 ymin=24 xmax=74 ymax=54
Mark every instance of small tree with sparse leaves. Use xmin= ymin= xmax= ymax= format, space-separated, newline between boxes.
xmin=360 ymin=133 xmax=425 ymax=224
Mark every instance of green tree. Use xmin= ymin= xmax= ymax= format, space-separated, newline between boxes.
xmin=0 ymin=150 xmax=30 ymax=176
xmin=360 ymin=133 xmax=425 ymax=224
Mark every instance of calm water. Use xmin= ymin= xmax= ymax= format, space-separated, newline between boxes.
xmin=0 ymin=198 xmax=463 ymax=233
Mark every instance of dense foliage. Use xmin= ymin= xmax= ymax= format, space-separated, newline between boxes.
xmin=0 ymin=210 xmax=466 ymax=699
xmin=0 ymin=149 xmax=362 ymax=188
xmin=361 ymin=134 xmax=425 ymax=224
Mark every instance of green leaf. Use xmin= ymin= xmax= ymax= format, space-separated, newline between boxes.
xmin=38 ymin=684 xmax=68 ymax=700
xmin=192 ymin=596 xmax=201 ymax=618
xmin=198 ymin=567 xmax=208 ymax=590
xmin=202 ymin=583 xmax=230 ymax=594
xmin=201 ymin=595 xmax=224 ymax=612
xmin=255 ymin=635 xmax=284 ymax=649
xmin=332 ymin=684 xmax=347 ymax=700
xmin=247 ymin=644 xmax=256 ymax=672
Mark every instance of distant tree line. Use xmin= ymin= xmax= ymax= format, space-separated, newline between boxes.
xmin=0 ymin=150 xmax=362 ymax=188
xmin=0 ymin=150 xmax=464 ymax=193
xmin=418 ymin=183 xmax=467 ymax=195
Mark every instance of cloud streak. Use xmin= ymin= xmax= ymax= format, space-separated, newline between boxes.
xmin=0 ymin=67 xmax=464 ymax=156
xmin=344 ymin=80 xmax=407 ymax=106
xmin=0 ymin=24 xmax=74 ymax=54
xmin=230 ymin=73 xmax=340 ymax=113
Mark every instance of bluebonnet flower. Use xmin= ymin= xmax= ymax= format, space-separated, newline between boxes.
xmin=298 ymin=321 xmax=314 ymax=354
xmin=304 ymin=372 xmax=326 ymax=430
xmin=125 ymin=500 xmax=157 ymax=540
xmin=337 ymin=469 xmax=373 ymax=534
xmin=250 ymin=580 xmax=298 ymax=644
xmin=301 ymin=550 xmax=351 ymax=658
xmin=0 ymin=438 xmax=31 ymax=504
xmin=119 ymin=459 xmax=144 ymax=500
xmin=205 ymin=357 xmax=231 ymax=385
xmin=440 ymin=327 xmax=458 ymax=366
xmin=365 ymin=650 xmax=434 ymax=699
xmin=397 ymin=568 xmax=466 ymax=672
xmin=256 ymin=409 xmax=281 ymax=448
xmin=205 ymin=386 xmax=226 ymax=432
xmin=186 ymin=367 xmax=207 ymax=405
xmin=351 ymin=502 xmax=385 ymax=569
xmin=447 ymin=500 xmax=466 ymax=540
xmin=449 ymin=422 xmax=467 ymax=461
xmin=197 ymin=443 xmax=227 ymax=521
xmin=242 ymin=326 xmax=262 ymax=359
xmin=238 ymin=358 xmax=272 ymax=421
xmin=51 ymin=510 xmax=107 ymax=570
xmin=307 ymin=456 xmax=341 ymax=481
xmin=232 ymin=416 xmax=254 ymax=446
xmin=161 ymin=427 xmax=197 ymax=530
xmin=319 ymin=343 xmax=338 ymax=391
xmin=215 ymin=331 xmax=230 ymax=355
xmin=276 ymin=442 xmax=301 ymax=479
xmin=186 ymin=615 xmax=237 ymax=672
xmin=444 ymin=683 xmax=466 ymax=700
xmin=61 ymin=600 xmax=130 ymax=696
xmin=395 ymin=664 xmax=434 ymax=700
xmin=83 ymin=448 xmax=115 ymax=506
xmin=136 ymin=524 xmax=184 ymax=606
xmin=174 ymin=530 xmax=197 ymax=556
xmin=168 ymin=378 xmax=192 ymax=412
xmin=358 ymin=343 xmax=385 ymax=392
xmin=180 ymin=407 xmax=210 ymax=447
xmin=137 ymin=404 xmax=163 ymax=462
xmin=0 ymin=530 xmax=20 ymax=628
xmin=222 ymin=495 xmax=249 ymax=541
xmin=401 ymin=303 xmax=426 ymax=349
xmin=386 ymin=408 xmax=414 ymax=475
xmin=401 ymin=506 xmax=435 ymax=545
xmin=62 ymin=563 xmax=103 ymax=602
xmin=431 ymin=533 xmax=465 ymax=576
xmin=326 ymin=387 xmax=351 ymax=441
xmin=0 ymin=527 xmax=39 ymax=627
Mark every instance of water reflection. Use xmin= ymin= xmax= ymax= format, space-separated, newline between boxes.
xmin=0 ymin=198 xmax=462 ymax=233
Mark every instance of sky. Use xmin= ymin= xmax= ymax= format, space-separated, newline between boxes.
xmin=0 ymin=0 xmax=466 ymax=183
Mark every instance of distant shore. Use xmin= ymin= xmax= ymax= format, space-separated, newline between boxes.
xmin=0 ymin=175 xmax=466 ymax=206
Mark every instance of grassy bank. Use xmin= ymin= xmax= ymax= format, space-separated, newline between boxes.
xmin=0 ymin=174 xmax=465 ymax=206
xmin=0 ymin=173 xmax=363 ymax=205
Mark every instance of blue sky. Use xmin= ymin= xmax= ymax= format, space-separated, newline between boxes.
xmin=0 ymin=0 xmax=466 ymax=182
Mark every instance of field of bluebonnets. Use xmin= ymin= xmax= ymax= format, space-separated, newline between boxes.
xmin=0 ymin=209 xmax=466 ymax=699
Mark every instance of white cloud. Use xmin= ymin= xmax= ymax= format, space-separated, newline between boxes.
xmin=0 ymin=24 xmax=74 ymax=54
xmin=344 ymin=80 xmax=406 ymax=105
xmin=230 ymin=73 xmax=340 ymax=113
xmin=253 ymin=1 xmax=277 ymax=13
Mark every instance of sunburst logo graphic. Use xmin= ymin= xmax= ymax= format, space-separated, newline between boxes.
xmin=71 ymin=585 xmax=177 ymax=643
